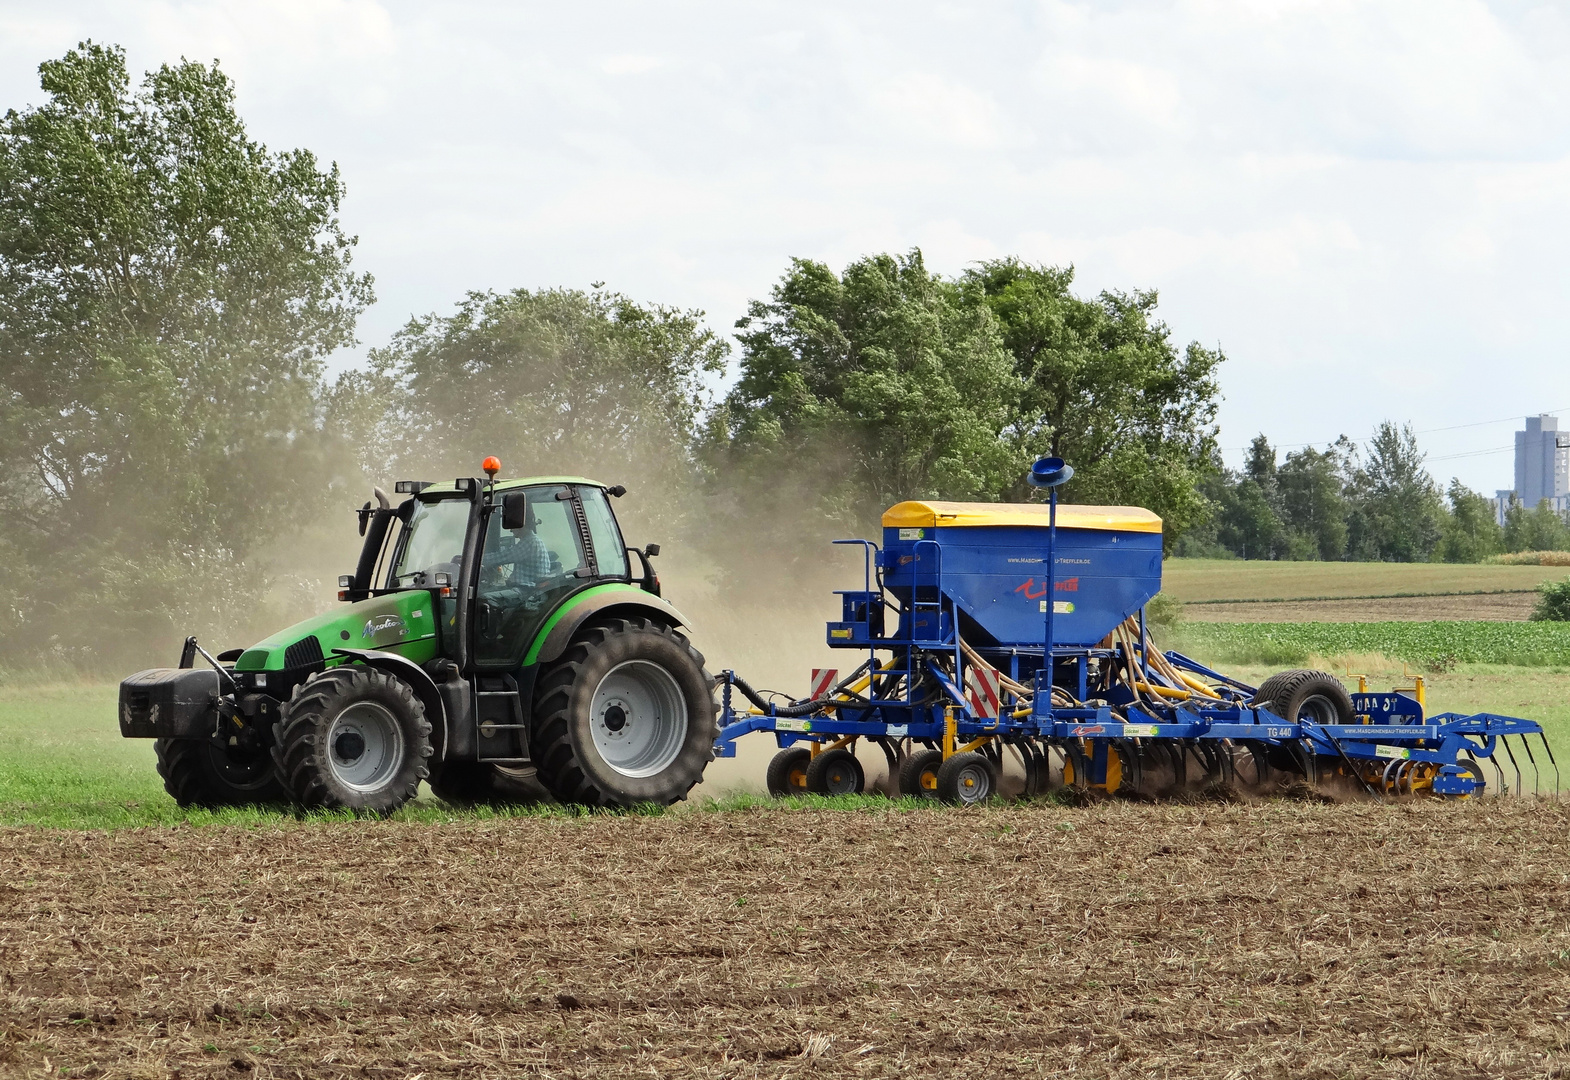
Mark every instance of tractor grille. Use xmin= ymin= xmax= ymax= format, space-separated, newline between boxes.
xmin=283 ymin=636 xmax=325 ymax=671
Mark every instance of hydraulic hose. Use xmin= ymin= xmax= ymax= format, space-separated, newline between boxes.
xmin=727 ymin=672 xmax=823 ymax=718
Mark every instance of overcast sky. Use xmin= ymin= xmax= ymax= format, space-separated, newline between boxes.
xmin=4 ymin=1 xmax=1568 ymax=493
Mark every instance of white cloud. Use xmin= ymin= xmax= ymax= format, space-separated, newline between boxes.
xmin=1 ymin=0 xmax=1567 ymax=489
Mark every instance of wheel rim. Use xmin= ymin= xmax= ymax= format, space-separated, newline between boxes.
xmin=207 ymin=742 xmax=275 ymax=790
xmin=953 ymin=761 xmax=992 ymax=804
xmin=821 ymin=754 xmax=860 ymax=795
xmin=1295 ymin=694 xmax=1341 ymax=725
xmin=326 ymin=701 xmax=404 ymax=793
xmin=591 ymin=660 xmax=688 ymax=778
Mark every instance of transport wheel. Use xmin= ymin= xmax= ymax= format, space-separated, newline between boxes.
xmin=766 ymin=747 xmax=811 ymax=797
xmin=155 ymin=737 xmax=288 ymax=809
xmin=806 ymin=747 xmax=864 ymax=795
xmin=275 ymin=666 xmax=432 ymax=814
xmin=898 ymin=748 xmax=944 ymax=798
xmin=1256 ymin=670 xmax=1354 ymax=726
xmin=428 ymin=761 xmax=548 ymax=805
xmin=936 ymin=751 xmax=997 ymax=805
xmin=531 ymin=618 xmax=717 ymax=807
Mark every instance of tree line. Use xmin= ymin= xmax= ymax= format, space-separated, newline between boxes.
xmin=1 ymin=43 xmax=1558 ymax=669
xmin=1178 ymin=427 xmax=1570 ymax=564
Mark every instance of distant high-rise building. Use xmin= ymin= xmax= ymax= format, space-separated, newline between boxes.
xmin=1493 ymin=415 xmax=1570 ymax=524
xmin=1515 ymin=414 xmax=1569 ymax=507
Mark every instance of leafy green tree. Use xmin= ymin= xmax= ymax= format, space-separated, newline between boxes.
xmin=1209 ymin=434 xmax=1286 ymax=559
xmin=1217 ymin=477 xmax=1287 ymax=559
xmin=1437 ymin=480 xmax=1503 ymax=563
xmin=965 ymin=259 xmax=1223 ymax=540
xmin=1277 ymin=442 xmax=1351 ymax=561
xmin=704 ymin=250 xmax=1017 ymax=531
xmin=1502 ymin=498 xmax=1570 ymax=553
xmin=362 ymin=286 xmax=727 ymax=534
xmin=1345 ymin=422 xmax=1444 ymax=562
xmin=0 ymin=43 xmax=370 ymax=664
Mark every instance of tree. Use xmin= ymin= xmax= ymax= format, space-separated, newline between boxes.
xmin=0 ymin=43 xmax=370 ymax=664
xmin=1277 ymin=442 xmax=1351 ymax=561
xmin=704 ymin=250 xmax=1017 ymax=532
xmin=1502 ymin=498 xmax=1570 ymax=554
xmin=1345 ymin=422 xmax=1444 ymax=562
xmin=1437 ymin=480 xmax=1503 ymax=563
xmin=363 ymin=286 xmax=727 ymax=534
xmin=965 ymin=259 xmax=1223 ymax=541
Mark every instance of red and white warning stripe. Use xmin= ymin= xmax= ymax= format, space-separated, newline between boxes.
xmin=966 ymin=664 xmax=1003 ymax=719
xmin=810 ymin=668 xmax=839 ymax=700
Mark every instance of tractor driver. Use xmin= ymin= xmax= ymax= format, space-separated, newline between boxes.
xmin=481 ymin=499 xmax=561 ymax=598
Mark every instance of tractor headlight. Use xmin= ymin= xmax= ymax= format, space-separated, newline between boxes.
xmin=338 ymin=575 xmax=353 ymax=588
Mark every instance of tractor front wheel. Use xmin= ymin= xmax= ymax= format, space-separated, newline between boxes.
xmin=155 ymin=737 xmax=288 ymax=808
xmin=531 ymin=618 xmax=717 ymax=807
xmin=275 ymin=667 xmax=432 ymax=814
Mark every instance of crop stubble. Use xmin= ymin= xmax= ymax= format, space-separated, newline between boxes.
xmin=4 ymin=801 xmax=1569 ymax=1079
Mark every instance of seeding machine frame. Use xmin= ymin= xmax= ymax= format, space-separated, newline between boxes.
xmin=713 ymin=458 xmax=1558 ymax=804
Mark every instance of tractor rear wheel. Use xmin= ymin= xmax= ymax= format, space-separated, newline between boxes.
xmin=274 ymin=666 xmax=432 ymax=814
xmin=155 ymin=737 xmax=288 ymax=808
xmin=531 ymin=618 xmax=717 ymax=807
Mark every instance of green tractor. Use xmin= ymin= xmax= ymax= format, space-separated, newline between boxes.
xmin=118 ymin=462 xmax=718 ymax=813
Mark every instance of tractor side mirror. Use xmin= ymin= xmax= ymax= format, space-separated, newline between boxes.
xmin=644 ymin=543 xmax=660 ymax=557
xmin=502 ymin=492 xmax=530 ymax=531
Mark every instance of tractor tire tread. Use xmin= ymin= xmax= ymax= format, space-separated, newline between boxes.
xmin=273 ymin=666 xmax=431 ymax=814
xmin=530 ymin=618 xmax=717 ymax=807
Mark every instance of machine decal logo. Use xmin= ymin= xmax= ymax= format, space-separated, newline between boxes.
xmin=1069 ymin=725 xmax=1105 ymax=736
xmin=1014 ymin=576 xmax=1079 ymax=599
xmin=362 ymin=614 xmax=408 ymax=639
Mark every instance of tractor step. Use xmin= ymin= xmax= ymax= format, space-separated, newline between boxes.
xmin=474 ymin=677 xmax=530 ymax=764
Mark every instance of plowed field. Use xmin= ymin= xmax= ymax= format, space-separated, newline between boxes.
xmin=6 ymin=800 xmax=1570 ymax=1079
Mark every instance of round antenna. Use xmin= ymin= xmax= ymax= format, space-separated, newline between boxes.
xmin=482 ymin=456 xmax=501 ymax=479
xmin=1028 ymin=456 xmax=1073 ymax=489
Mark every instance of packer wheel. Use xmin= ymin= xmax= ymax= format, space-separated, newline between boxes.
xmin=898 ymin=748 xmax=944 ymax=798
xmin=766 ymin=746 xmax=811 ymax=797
xmin=806 ymin=747 xmax=864 ymax=795
xmin=936 ymin=751 xmax=996 ymax=805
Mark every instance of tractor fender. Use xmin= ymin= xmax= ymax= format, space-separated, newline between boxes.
xmin=530 ymin=589 xmax=690 ymax=666
xmin=331 ymin=647 xmax=448 ymax=763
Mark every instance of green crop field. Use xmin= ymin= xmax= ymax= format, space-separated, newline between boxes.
xmin=1162 ymin=558 xmax=1567 ymax=603
xmin=1167 ymin=620 xmax=1570 ymax=668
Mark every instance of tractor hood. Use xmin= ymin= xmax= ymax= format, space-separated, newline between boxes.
xmin=233 ymin=591 xmax=442 ymax=672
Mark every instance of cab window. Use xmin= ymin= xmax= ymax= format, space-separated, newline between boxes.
xmin=578 ymin=486 xmax=628 ymax=578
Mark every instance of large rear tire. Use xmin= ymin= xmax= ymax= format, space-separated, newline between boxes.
xmin=1255 ymin=670 xmax=1354 ymax=726
xmin=154 ymin=737 xmax=288 ymax=808
xmin=531 ymin=618 xmax=717 ymax=806
xmin=274 ymin=666 xmax=432 ymax=814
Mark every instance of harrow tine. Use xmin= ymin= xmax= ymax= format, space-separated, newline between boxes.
xmin=1501 ymin=736 xmax=1524 ymax=796
xmin=1488 ymin=751 xmax=1508 ymax=798
xmin=1517 ymin=735 xmax=1542 ymax=797
xmin=1537 ymin=733 xmax=1561 ymax=796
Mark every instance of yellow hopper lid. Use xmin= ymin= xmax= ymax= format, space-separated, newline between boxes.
xmin=882 ymin=500 xmax=1163 ymax=534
